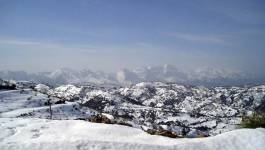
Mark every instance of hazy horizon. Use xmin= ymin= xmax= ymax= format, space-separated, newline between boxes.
xmin=1 ymin=0 xmax=265 ymax=78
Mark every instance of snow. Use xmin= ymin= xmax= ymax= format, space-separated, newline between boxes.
xmin=0 ymin=118 xmax=264 ymax=150
xmin=0 ymin=89 xmax=48 ymax=113
xmin=54 ymin=85 xmax=81 ymax=95
xmin=102 ymin=113 xmax=114 ymax=120
xmin=52 ymin=84 xmax=81 ymax=101
xmin=0 ymin=89 xmax=96 ymax=120
xmin=0 ymin=102 xmax=96 ymax=120
xmin=85 ymin=90 xmax=112 ymax=99
xmin=35 ymin=84 xmax=50 ymax=94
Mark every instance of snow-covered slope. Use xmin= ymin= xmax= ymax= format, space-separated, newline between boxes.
xmin=0 ymin=87 xmax=96 ymax=120
xmin=80 ymin=82 xmax=265 ymax=136
xmin=0 ymin=89 xmax=48 ymax=114
xmin=0 ymin=118 xmax=264 ymax=150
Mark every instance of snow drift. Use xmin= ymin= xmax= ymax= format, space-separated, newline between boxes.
xmin=0 ymin=118 xmax=264 ymax=150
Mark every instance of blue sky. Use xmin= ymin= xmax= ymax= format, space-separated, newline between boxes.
xmin=0 ymin=0 xmax=265 ymax=76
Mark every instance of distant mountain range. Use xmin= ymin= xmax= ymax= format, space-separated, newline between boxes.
xmin=0 ymin=65 xmax=263 ymax=87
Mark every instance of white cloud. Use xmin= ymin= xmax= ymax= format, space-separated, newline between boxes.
xmin=0 ymin=39 xmax=40 ymax=45
xmin=168 ymin=32 xmax=225 ymax=44
xmin=135 ymin=42 xmax=154 ymax=47
xmin=0 ymin=38 xmax=101 ymax=53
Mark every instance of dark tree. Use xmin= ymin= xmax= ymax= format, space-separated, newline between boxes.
xmin=47 ymin=95 xmax=53 ymax=119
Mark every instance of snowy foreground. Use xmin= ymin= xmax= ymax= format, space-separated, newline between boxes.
xmin=0 ymin=118 xmax=264 ymax=150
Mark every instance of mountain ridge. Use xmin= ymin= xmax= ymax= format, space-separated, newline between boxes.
xmin=0 ymin=65 xmax=262 ymax=87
